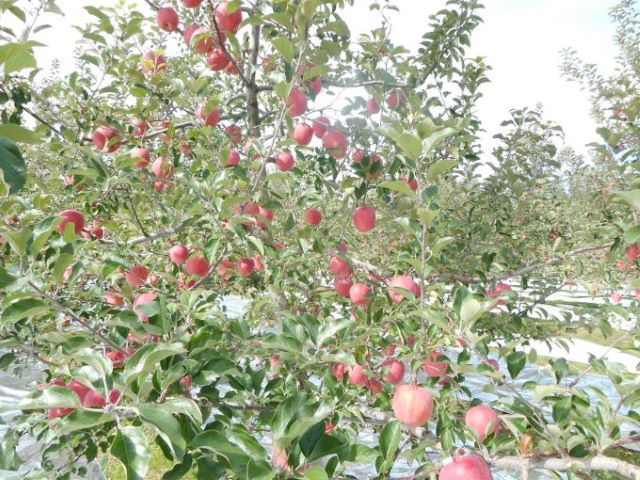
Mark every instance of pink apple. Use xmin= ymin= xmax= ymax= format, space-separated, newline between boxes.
xmin=276 ymin=150 xmax=295 ymax=171
xmin=125 ymin=265 xmax=149 ymax=288
xmin=293 ymin=122 xmax=313 ymax=145
xmin=332 ymin=363 xmax=348 ymax=381
xmin=323 ymin=130 xmax=348 ymax=158
xmin=349 ymin=283 xmax=370 ymax=305
xmin=214 ymin=2 xmax=243 ymax=33
xmin=224 ymin=149 xmax=241 ymax=167
xmin=82 ymin=390 xmax=106 ymax=408
xmin=312 ymin=116 xmax=330 ymax=138
xmin=402 ymin=174 xmax=418 ymax=191
xmin=157 ymin=7 xmax=179 ymax=32
xmin=207 ymin=48 xmax=230 ymax=70
xmin=238 ymin=258 xmax=255 ymax=276
xmin=367 ymin=379 xmax=383 ymax=395
xmin=169 ymin=245 xmax=189 ymax=264
xmin=130 ymin=147 xmax=150 ymax=168
xmin=465 ymin=404 xmax=501 ymax=442
xmin=367 ymin=97 xmax=380 ymax=115
xmin=104 ymin=292 xmax=124 ymax=306
xmin=423 ymin=352 xmax=448 ymax=377
xmin=383 ymin=359 xmax=405 ymax=384
xmin=67 ymin=379 xmax=91 ymax=402
xmin=348 ymin=364 xmax=368 ymax=386
xmin=387 ymin=91 xmax=407 ymax=109
xmin=353 ymin=206 xmax=376 ymax=232
xmin=58 ymin=209 xmax=85 ymax=234
xmin=182 ymin=0 xmax=202 ymax=8
xmin=186 ymin=256 xmax=209 ymax=277
xmin=335 ymin=277 xmax=353 ymax=297
xmin=190 ymin=27 xmax=213 ymax=53
xmin=438 ymin=453 xmax=493 ymax=480
xmin=92 ymin=125 xmax=120 ymax=152
xmin=151 ymin=156 xmax=174 ymax=179
xmin=392 ymin=384 xmax=433 ymax=428
xmin=286 ymin=88 xmax=307 ymax=117
xmin=305 ymin=208 xmax=322 ymax=226
xmin=133 ymin=292 xmax=157 ymax=322
xmin=388 ymin=275 xmax=420 ymax=303
xmin=329 ymin=256 xmax=352 ymax=278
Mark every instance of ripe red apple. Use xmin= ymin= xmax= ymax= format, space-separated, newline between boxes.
xmin=486 ymin=358 xmax=499 ymax=370
xmin=207 ymin=48 xmax=230 ymax=70
xmin=337 ymin=242 xmax=348 ymax=252
xmin=465 ymin=405 xmax=501 ymax=442
xmin=423 ymin=352 xmax=448 ymax=377
xmin=276 ymin=150 xmax=295 ymax=172
xmin=402 ymin=174 xmax=419 ymax=191
xmin=109 ymin=388 xmax=121 ymax=404
xmin=133 ymin=292 xmax=157 ymax=322
xmin=82 ymin=390 xmax=106 ymax=408
xmin=67 ymin=379 xmax=91 ymax=402
xmin=169 ymin=245 xmax=189 ymax=264
xmin=349 ymin=283 xmax=370 ymax=305
xmin=186 ymin=256 xmax=210 ymax=277
xmin=323 ymin=130 xmax=348 ymax=158
xmin=286 ymin=88 xmax=307 ymax=117
xmin=190 ymin=27 xmax=213 ymax=53
xmin=224 ymin=149 xmax=241 ymax=167
xmin=151 ymin=156 xmax=174 ymax=179
xmin=125 ymin=265 xmax=149 ymax=288
xmin=383 ymin=359 xmax=405 ymax=384
xmin=329 ymin=256 xmax=352 ymax=277
xmin=92 ymin=125 xmax=120 ymax=152
xmin=182 ymin=0 xmax=202 ymax=8
xmin=305 ymin=208 xmax=322 ymax=226
xmin=335 ymin=277 xmax=353 ymax=297
xmin=183 ymin=23 xmax=199 ymax=44
xmin=293 ymin=122 xmax=313 ymax=145
xmin=348 ymin=364 xmax=368 ymax=386
xmin=107 ymin=350 xmax=129 ymax=368
xmin=214 ymin=2 xmax=243 ymax=33
xmin=367 ymin=97 xmax=380 ymax=115
xmin=104 ymin=292 xmax=124 ymax=306
xmin=196 ymin=103 xmax=221 ymax=127
xmin=438 ymin=453 xmax=493 ymax=480
xmin=353 ymin=206 xmax=376 ymax=232
xmin=238 ymin=258 xmax=255 ymax=276
xmin=387 ymin=91 xmax=407 ymax=109
xmin=312 ymin=116 xmax=330 ymax=138
xmin=332 ymin=363 xmax=348 ymax=381
xmin=131 ymin=118 xmax=149 ymax=138
xmin=253 ymin=255 xmax=264 ymax=271
xmin=256 ymin=206 xmax=274 ymax=228
xmin=388 ymin=275 xmax=420 ymax=303
xmin=58 ymin=209 xmax=85 ymax=234
xmin=130 ymin=147 xmax=150 ymax=168
xmin=157 ymin=7 xmax=179 ymax=32
xmin=367 ymin=379 xmax=383 ymax=395
xmin=392 ymin=384 xmax=433 ymax=428
xmin=486 ymin=282 xmax=512 ymax=298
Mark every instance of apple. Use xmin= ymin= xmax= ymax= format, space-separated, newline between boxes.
xmin=329 ymin=256 xmax=352 ymax=278
xmin=349 ymin=283 xmax=370 ymax=305
xmin=253 ymin=255 xmax=265 ymax=271
xmin=196 ymin=103 xmax=221 ymax=127
xmin=276 ymin=150 xmax=295 ymax=171
xmin=323 ymin=130 xmax=348 ymax=158
xmin=402 ymin=174 xmax=419 ymax=191
xmin=627 ymin=244 xmax=640 ymax=261
xmin=225 ymin=124 xmax=242 ymax=144
xmin=305 ymin=208 xmax=322 ymax=226
xmin=367 ymin=97 xmax=380 ymax=115
xmin=151 ymin=156 xmax=174 ymax=179
xmin=392 ymin=384 xmax=433 ymax=428
xmin=182 ymin=0 xmax=202 ymax=8
xmin=387 ymin=91 xmax=407 ymax=109
xmin=353 ymin=206 xmax=376 ymax=232
xmin=125 ymin=265 xmax=149 ymax=288
xmin=367 ymin=379 xmax=383 ymax=395
xmin=107 ymin=350 xmax=128 ymax=368
xmin=92 ymin=125 xmax=120 ymax=152
xmin=388 ymin=275 xmax=420 ymax=303
xmin=465 ymin=404 xmax=501 ymax=442
xmin=226 ymin=62 xmax=239 ymax=75
xmin=337 ymin=241 xmax=348 ymax=252
xmin=154 ymin=181 xmax=169 ymax=192
xmin=133 ymin=292 xmax=157 ymax=322
xmin=169 ymin=245 xmax=189 ymax=264
xmin=130 ymin=147 xmax=150 ymax=168
xmin=82 ymin=390 xmax=106 ymax=408
xmin=612 ymin=292 xmax=622 ymax=303
xmin=67 ymin=379 xmax=91 ymax=402
xmin=438 ymin=453 xmax=493 ymax=480
xmin=109 ymin=388 xmax=121 ymax=404
xmin=335 ymin=276 xmax=353 ymax=297
xmin=286 ymin=88 xmax=307 ymax=117
xmin=104 ymin=292 xmax=124 ymax=306
xmin=293 ymin=122 xmax=313 ymax=145
xmin=131 ymin=118 xmax=149 ymax=138
xmin=215 ymin=2 xmax=243 ymax=33
xmin=238 ymin=258 xmax=255 ymax=276
xmin=224 ymin=149 xmax=241 ymax=167
xmin=256 ymin=206 xmax=274 ymax=228
xmin=48 ymin=407 xmax=74 ymax=419
xmin=312 ymin=116 xmax=330 ymax=138
xmin=157 ymin=7 xmax=179 ymax=32
xmin=186 ymin=256 xmax=210 ymax=277
xmin=486 ymin=358 xmax=499 ymax=370
xmin=190 ymin=27 xmax=213 ymax=53
xmin=332 ymin=363 xmax=348 ymax=381
xmin=207 ymin=48 xmax=230 ymax=70
xmin=272 ymin=446 xmax=291 ymax=472
xmin=486 ymin=282 xmax=512 ymax=298
xmin=58 ymin=209 xmax=85 ymax=234
xmin=423 ymin=352 xmax=448 ymax=377
xmin=348 ymin=364 xmax=368 ymax=386
xmin=383 ymin=359 xmax=405 ymax=384
xmin=183 ymin=23 xmax=199 ymax=44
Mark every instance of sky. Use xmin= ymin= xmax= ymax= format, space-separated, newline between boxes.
xmin=11 ymin=0 xmax=619 ymax=160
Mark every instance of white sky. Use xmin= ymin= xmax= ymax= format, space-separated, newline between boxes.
xmin=15 ymin=0 xmax=618 ymax=159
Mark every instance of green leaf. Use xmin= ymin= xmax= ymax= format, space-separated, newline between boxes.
xmin=159 ymin=397 xmax=203 ymax=424
xmin=612 ymin=190 xmax=640 ymax=211
xmin=111 ymin=426 xmax=151 ymax=480
xmin=12 ymin=386 xmax=80 ymax=412
xmin=0 ymin=124 xmax=42 ymax=144
xmin=394 ymin=132 xmax=422 ymax=160
xmin=57 ymin=410 xmax=115 ymax=434
xmin=52 ymin=252 xmax=75 ymax=283
xmin=377 ymin=180 xmax=414 ymax=196
xmin=625 ymin=225 xmax=640 ymax=244
xmin=316 ymin=318 xmax=353 ymax=347
xmin=162 ymin=455 xmax=192 ymax=480
xmin=2 ymin=298 xmax=50 ymax=324
xmin=426 ymin=159 xmax=458 ymax=181
xmin=0 ymin=266 xmax=17 ymax=288
xmin=460 ymin=295 xmax=486 ymax=327
xmin=123 ymin=343 xmax=186 ymax=385
xmin=74 ymin=347 xmax=113 ymax=380
xmin=552 ymin=396 xmax=572 ymax=423
xmin=272 ymin=37 xmax=295 ymax=62
xmin=0 ymin=136 xmax=26 ymax=193
xmin=139 ymin=403 xmax=186 ymax=461
xmin=0 ymin=42 xmax=37 ymax=74
xmin=506 ymin=351 xmax=526 ymax=379
xmin=379 ymin=420 xmax=401 ymax=461
xmin=304 ymin=466 xmax=329 ymax=480
xmin=423 ymin=127 xmax=456 ymax=153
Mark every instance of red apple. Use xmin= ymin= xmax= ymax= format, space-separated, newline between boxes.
xmin=207 ymin=48 xmax=230 ymax=70
xmin=109 ymin=388 xmax=121 ymax=404
xmin=253 ymin=255 xmax=264 ymax=271
xmin=353 ymin=206 xmax=376 ymax=232
xmin=224 ymin=149 xmax=241 ymax=167
xmin=286 ymin=88 xmax=307 ymax=117
xmin=276 ymin=150 xmax=295 ymax=172
xmin=423 ymin=352 xmax=448 ymax=377
xmin=402 ymin=174 xmax=419 ymax=191
xmin=438 ymin=453 xmax=493 ymax=480
xmin=225 ymin=124 xmax=242 ymax=144
xmin=130 ymin=147 xmax=150 ymax=168
xmin=190 ymin=27 xmax=213 ymax=53
xmin=323 ymin=130 xmax=348 ymax=158
xmin=125 ymin=265 xmax=149 ymax=288
xmin=392 ymin=384 xmax=433 ymax=428
xmin=348 ymin=364 xmax=368 ymax=386
xmin=82 ymin=390 xmax=106 ymax=408
xmin=92 ymin=125 xmax=120 ymax=152
xmin=133 ymin=292 xmax=157 ymax=322
xmin=367 ymin=97 xmax=380 ymax=115
xmin=238 ymin=258 xmax=255 ymax=276
xmin=157 ymin=7 xmax=179 ymax=32
xmin=387 ymin=91 xmax=407 ymax=109
xmin=131 ymin=118 xmax=149 ymax=138
xmin=305 ymin=208 xmax=322 ymax=226
xmin=67 ymin=379 xmax=91 ymax=402
xmin=465 ymin=405 xmax=501 ymax=442
xmin=169 ymin=245 xmax=189 ymax=264
xmin=151 ymin=156 xmax=174 ymax=179
xmin=256 ymin=206 xmax=274 ymax=228
xmin=335 ymin=277 xmax=353 ymax=297
xmin=312 ymin=116 xmax=330 ymax=138
xmin=183 ymin=23 xmax=199 ymax=44
xmin=293 ymin=122 xmax=313 ymax=145
xmin=48 ymin=407 xmax=75 ymax=419
xmin=486 ymin=359 xmax=499 ymax=371
xmin=58 ymin=209 xmax=85 ymax=234
xmin=107 ymin=350 xmax=128 ymax=368
xmin=367 ymin=379 xmax=383 ymax=395
xmin=186 ymin=256 xmax=210 ymax=277
xmin=388 ymin=275 xmax=420 ymax=303
xmin=349 ymin=283 xmax=370 ymax=305
xmin=214 ymin=2 xmax=243 ymax=33
xmin=196 ymin=103 xmax=221 ymax=127
xmin=182 ymin=0 xmax=202 ymax=8
xmin=329 ymin=256 xmax=352 ymax=278
xmin=332 ymin=363 xmax=348 ymax=381
xmin=383 ymin=359 xmax=405 ymax=385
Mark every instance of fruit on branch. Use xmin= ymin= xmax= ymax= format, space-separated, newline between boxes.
xmin=323 ymin=130 xmax=348 ymax=158
xmin=353 ymin=206 xmax=376 ymax=232
xmin=151 ymin=157 xmax=174 ymax=179
xmin=402 ymin=174 xmax=419 ymax=192
xmin=169 ymin=245 xmax=189 ymax=264
xmin=191 ymin=27 xmax=214 ymax=53
xmin=186 ymin=255 xmax=210 ymax=277
xmin=92 ymin=125 xmax=121 ymax=152
xmin=366 ymin=97 xmax=380 ymax=115
xmin=130 ymin=147 xmax=150 ymax=168
xmin=332 ymin=363 xmax=348 ymax=381
xmin=423 ymin=352 xmax=448 ymax=377
xmin=157 ymin=7 xmax=179 ymax=32
xmin=367 ymin=379 xmax=383 ymax=394
xmin=131 ymin=118 xmax=149 ymax=138
xmin=348 ymin=364 xmax=369 ymax=385
xmin=224 ymin=149 xmax=241 ymax=166
xmin=272 ymin=445 xmax=291 ymax=472
xmin=286 ymin=88 xmax=307 ymax=117
xmin=196 ymin=103 xmax=221 ymax=127
xmin=349 ymin=283 xmax=370 ymax=305
xmin=86 ymin=220 xmax=103 ymax=238
xmin=109 ymin=388 xmax=121 ymax=404
xmin=392 ymin=384 xmax=433 ymax=428
xmin=214 ymin=2 xmax=243 ymax=34
xmin=465 ymin=405 xmax=501 ymax=442
xmin=67 ymin=379 xmax=91 ymax=402
xmin=107 ymin=350 xmax=130 ymax=368
xmin=225 ymin=124 xmax=242 ymax=144
xmin=329 ymin=256 xmax=352 ymax=278
xmin=226 ymin=61 xmax=239 ymax=75
xmin=438 ymin=452 xmax=494 ymax=480
xmin=181 ymin=0 xmax=202 ymax=8
xmin=238 ymin=258 xmax=255 ymax=276
xmin=335 ymin=277 xmax=353 ymax=297
xmin=125 ymin=265 xmax=149 ymax=288
xmin=253 ymin=255 xmax=264 ymax=271
xmin=388 ymin=275 xmax=420 ymax=303
xmin=486 ymin=359 xmax=499 ymax=370
xmin=305 ymin=208 xmax=322 ymax=226
xmin=104 ymin=292 xmax=124 ymax=306
xmin=312 ymin=116 xmax=330 ymax=138
xmin=486 ymin=282 xmax=511 ymax=298
xmin=183 ymin=23 xmax=199 ymax=44
xmin=387 ymin=91 xmax=407 ymax=109
xmin=82 ymin=390 xmax=106 ymax=408
xmin=57 ymin=209 xmax=85 ymax=234
xmin=276 ymin=150 xmax=295 ymax=172
xmin=207 ymin=48 xmax=230 ymax=70
xmin=140 ymin=51 xmax=167 ymax=75
xmin=383 ymin=359 xmax=406 ymax=384
xmin=293 ymin=122 xmax=313 ymax=145
xmin=133 ymin=292 xmax=158 ymax=323
xmin=256 ymin=206 xmax=274 ymax=228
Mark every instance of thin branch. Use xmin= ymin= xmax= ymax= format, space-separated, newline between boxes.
xmin=490 ymin=455 xmax=640 ymax=479
xmin=326 ymin=79 xmax=412 ymax=89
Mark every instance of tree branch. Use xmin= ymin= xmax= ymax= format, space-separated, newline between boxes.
xmin=491 ymin=455 xmax=640 ymax=479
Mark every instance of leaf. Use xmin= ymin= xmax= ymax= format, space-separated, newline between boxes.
xmin=506 ymin=351 xmax=526 ymax=379
xmin=426 ymin=159 xmax=458 ymax=181
xmin=0 ymin=136 xmax=26 ymax=193
xmin=52 ymin=252 xmax=75 ymax=283
xmin=139 ymin=403 xmax=186 ymax=461
xmin=0 ymin=124 xmax=42 ymax=144
xmin=379 ymin=420 xmax=401 ymax=461
xmin=394 ymin=132 xmax=422 ymax=160
xmin=272 ymin=37 xmax=295 ymax=62
xmin=613 ymin=190 xmax=640 ymax=211
xmin=74 ymin=347 xmax=113 ymax=380
xmin=2 ymin=298 xmax=50 ymax=324
xmin=12 ymin=386 xmax=80 ymax=412
xmin=0 ymin=266 xmax=16 ymax=288
xmin=431 ymin=236 xmax=455 ymax=256
xmin=57 ymin=410 xmax=115 ymax=434
xmin=111 ymin=426 xmax=151 ymax=480
xmin=460 ymin=295 xmax=486 ymax=327
xmin=0 ymin=42 xmax=37 ymax=74
xmin=552 ymin=396 xmax=572 ymax=423
xmin=304 ymin=466 xmax=329 ymax=480
xmin=377 ymin=180 xmax=414 ymax=196
xmin=625 ymin=225 xmax=640 ymax=244
xmin=423 ymin=127 xmax=456 ymax=153
xmin=123 ymin=343 xmax=186 ymax=385
xmin=316 ymin=318 xmax=353 ymax=347
xmin=158 ymin=397 xmax=203 ymax=425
